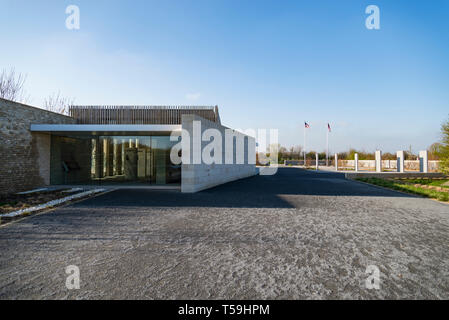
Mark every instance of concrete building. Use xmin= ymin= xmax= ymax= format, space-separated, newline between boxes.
xmin=0 ymin=98 xmax=256 ymax=195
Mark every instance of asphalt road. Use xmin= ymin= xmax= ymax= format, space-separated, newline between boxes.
xmin=1 ymin=168 xmax=448 ymax=299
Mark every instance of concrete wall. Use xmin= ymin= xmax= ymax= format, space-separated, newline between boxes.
xmin=338 ymin=159 xmax=440 ymax=172
xmin=0 ymin=98 xmax=76 ymax=195
xmin=284 ymin=160 xmax=327 ymax=166
xmin=181 ymin=114 xmax=257 ymax=193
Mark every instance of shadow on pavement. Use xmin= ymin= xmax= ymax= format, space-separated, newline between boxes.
xmin=72 ymin=168 xmax=413 ymax=209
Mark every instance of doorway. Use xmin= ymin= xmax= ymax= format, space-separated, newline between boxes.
xmin=50 ymin=135 xmax=181 ymax=186
xmin=94 ymin=136 xmax=181 ymax=185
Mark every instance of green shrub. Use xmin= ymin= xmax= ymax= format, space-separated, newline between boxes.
xmin=436 ymin=118 xmax=449 ymax=175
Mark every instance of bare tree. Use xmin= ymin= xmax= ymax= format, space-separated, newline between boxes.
xmin=292 ymin=145 xmax=302 ymax=158
xmin=44 ymin=91 xmax=75 ymax=115
xmin=0 ymin=68 xmax=28 ymax=102
xmin=429 ymin=142 xmax=441 ymax=160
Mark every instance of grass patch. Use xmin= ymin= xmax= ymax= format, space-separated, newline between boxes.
xmin=357 ymin=178 xmax=449 ymax=202
xmin=398 ymin=178 xmax=449 ymax=188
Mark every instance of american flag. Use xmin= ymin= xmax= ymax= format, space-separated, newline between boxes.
xmin=305 ymin=122 xmax=310 ymax=128
xmin=328 ymin=123 xmax=331 ymax=132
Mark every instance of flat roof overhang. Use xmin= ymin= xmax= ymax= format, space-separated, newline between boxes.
xmin=30 ymin=124 xmax=182 ymax=136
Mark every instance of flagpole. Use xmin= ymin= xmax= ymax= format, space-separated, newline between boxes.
xmin=326 ymin=128 xmax=329 ymax=167
xmin=304 ymin=123 xmax=306 ymax=166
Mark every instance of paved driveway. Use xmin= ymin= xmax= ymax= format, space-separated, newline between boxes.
xmin=1 ymin=168 xmax=448 ymax=299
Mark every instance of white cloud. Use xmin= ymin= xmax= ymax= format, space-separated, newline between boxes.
xmin=186 ymin=92 xmax=201 ymax=101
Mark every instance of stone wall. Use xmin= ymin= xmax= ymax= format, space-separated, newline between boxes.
xmin=284 ymin=160 xmax=327 ymax=166
xmin=284 ymin=159 xmax=440 ymax=172
xmin=181 ymin=114 xmax=257 ymax=193
xmin=338 ymin=159 xmax=440 ymax=172
xmin=0 ymin=98 xmax=76 ymax=195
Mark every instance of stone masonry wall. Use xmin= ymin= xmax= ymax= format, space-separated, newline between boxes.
xmin=181 ymin=114 xmax=257 ymax=193
xmin=0 ymin=98 xmax=76 ymax=195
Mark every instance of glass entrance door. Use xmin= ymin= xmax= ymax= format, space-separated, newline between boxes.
xmin=95 ymin=136 xmax=180 ymax=185
xmin=50 ymin=135 xmax=181 ymax=186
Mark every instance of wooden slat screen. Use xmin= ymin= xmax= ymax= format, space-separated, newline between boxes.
xmin=69 ymin=105 xmax=220 ymax=125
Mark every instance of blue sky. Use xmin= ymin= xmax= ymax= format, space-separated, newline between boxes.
xmin=1 ymin=0 xmax=448 ymax=153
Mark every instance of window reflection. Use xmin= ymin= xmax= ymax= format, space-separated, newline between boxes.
xmin=51 ymin=135 xmax=180 ymax=185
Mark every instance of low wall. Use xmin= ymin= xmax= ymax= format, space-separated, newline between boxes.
xmin=338 ymin=160 xmax=440 ymax=172
xmin=0 ymin=98 xmax=76 ymax=195
xmin=284 ymin=160 xmax=327 ymax=166
xmin=181 ymin=114 xmax=257 ymax=193
xmin=283 ymin=158 xmax=440 ymax=172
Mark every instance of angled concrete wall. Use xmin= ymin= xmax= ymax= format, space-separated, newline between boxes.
xmin=181 ymin=114 xmax=257 ymax=193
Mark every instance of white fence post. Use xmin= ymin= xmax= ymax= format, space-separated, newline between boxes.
xmin=375 ymin=150 xmax=382 ymax=173
xmin=397 ymin=151 xmax=404 ymax=173
xmin=355 ymin=153 xmax=359 ymax=172
xmin=419 ymin=150 xmax=428 ymax=173
xmin=316 ymin=153 xmax=319 ymax=171
xmin=335 ymin=153 xmax=338 ymax=171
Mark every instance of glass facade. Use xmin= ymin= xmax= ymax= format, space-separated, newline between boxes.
xmin=50 ymin=135 xmax=181 ymax=185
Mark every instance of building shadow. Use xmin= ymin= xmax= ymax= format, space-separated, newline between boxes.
xmin=71 ymin=167 xmax=414 ymax=209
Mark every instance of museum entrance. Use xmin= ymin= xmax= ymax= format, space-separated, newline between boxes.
xmin=93 ymin=136 xmax=181 ymax=185
xmin=50 ymin=135 xmax=181 ymax=186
